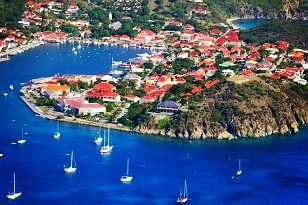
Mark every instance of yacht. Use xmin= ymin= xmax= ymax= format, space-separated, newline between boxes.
xmin=7 ymin=173 xmax=21 ymax=200
xmin=64 ymin=151 xmax=77 ymax=173
xmin=120 ymin=159 xmax=133 ymax=182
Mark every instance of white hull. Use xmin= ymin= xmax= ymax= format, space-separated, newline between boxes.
xmin=177 ymin=197 xmax=188 ymax=204
xmin=3 ymin=93 xmax=8 ymax=96
xmin=120 ymin=175 xmax=133 ymax=182
xmin=0 ymin=153 xmax=3 ymax=157
xmin=17 ymin=140 xmax=26 ymax=144
xmin=9 ymin=85 xmax=13 ymax=90
xmin=236 ymin=170 xmax=242 ymax=176
xmin=100 ymin=145 xmax=113 ymax=154
xmin=64 ymin=167 xmax=77 ymax=173
xmin=7 ymin=192 xmax=21 ymax=199
xmin=54 ymin=132 xmax=60 ymax=139
xmin=94 ymin=137 xmax=103 ymax=144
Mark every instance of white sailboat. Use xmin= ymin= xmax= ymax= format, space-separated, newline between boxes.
xmin=94 ymin=126 xmax=103 ymax=145
xmin=111 ymin=57 xmax=122 ymax=66
xmin=3 ymin=92 xmax=8 ymax=96
xmin=7 ymin=173 xmax=22 ymax=200
xmin=64 ymin=151 xmax=77 ymax=173
xmin=9 ymin=85 xmax=13 ymax=90
xmin=176 ymin=180 xmax=188 ymax=204
xmin=17 ymin=128 xmax=26 ymax=144
xmin=120 ymin=158 xmax=133 ymax=182
xmin=54 ymin=120 xmax=60 ymax=139
xmin=100 ymin=126 xmax=113 ymax=154
xmin=236 ymin=159 xmax=242 ymax=176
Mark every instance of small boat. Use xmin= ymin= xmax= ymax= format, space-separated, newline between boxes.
xmin=72 ymin=47 xmax=76 ymax=51
xmin=77 ymin=44 xmax=82 ymax=49
xmin=176 ymin=180 xmax=188 ymax=204
xmin=64 ymin=151 xmax=77 ymax=173
xmin=120 ymin=158 xmax=133 ymax=182
xmin=7 ymin=173 xmax=22 ymax=200
xmin=236 ymin=159 xmax=242 ymax=176
xmin=109 ymin=70 xmax=124 ymax=75
xmin=17 ymin=128 xmax=26 ymax=144
xmin=100 ymin=126 xmax=113 ymax=154
xmin=54 ymin=120 xmax=60 ymax=139
xmin=9 ymin=85 xmax=13 ymax=90
xmin=3 ymin=92 xmax=8 ymax=96
xmin=73 ymin=51 xmax=77 ymax=55
xmin=0 ymin=153 xmax=3 ymax=157
xmin=94 ymin=126 xmax=103 ymax=145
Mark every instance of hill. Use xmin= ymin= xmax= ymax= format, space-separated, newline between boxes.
xmin=240 ymin=19 xmax=308 ymax=49
xmin=137 ymin=77 xmax=308 ymax=139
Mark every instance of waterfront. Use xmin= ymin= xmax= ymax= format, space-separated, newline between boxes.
xmin=228 ymin=18 xmax=267 ymax=29
xmin=0 ymin=44 xmax=308 ymax=204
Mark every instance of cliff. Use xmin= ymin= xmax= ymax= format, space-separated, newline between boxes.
xmin=136 ymin=77 xmax=308 ymax=140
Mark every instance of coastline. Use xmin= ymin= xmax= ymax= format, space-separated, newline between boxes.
xmin=226 ymin=17 xmax=241 ymax=29
xmin=20 ymin=93 xmax=131 ymax=132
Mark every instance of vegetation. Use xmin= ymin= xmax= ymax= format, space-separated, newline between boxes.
xmin=240 ymin=20 xmax=308 ymax=49
xmin=0 ymin=0 xmax=26 ymax=28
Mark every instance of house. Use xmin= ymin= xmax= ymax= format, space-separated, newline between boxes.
xmin=139 ymin=95 xmax=156 ymax=104
xmin=193 ymin=7 xmax=207 ymax=14
xmin=210 ymin=28 xmax=222 ymax=36
xmin=42 ymin=84 xmax=70 ymax=95
xmin=221 ymin=69 xmax=235 ymax=76
xmin=119 ymin=34 xmax=130 ymax=42
xmin=44 ymin=33 xmax=60 ymax=43
xmin=205 ymin=79 xmax=220 ymax=89
xmin=57 ymin=96 xmax=106 ymax=116
xmin=123 ymin=94 xmax=140 ymax=102
xmin=88 ymin=90 xmax=121 ymax=103
xmin=156 ymin=100 xmax=181 ymax=114
xmin=93 ymin=82 xmax=116 ymax=92
xmin=109 ymin=21 xmax=122 ymax=30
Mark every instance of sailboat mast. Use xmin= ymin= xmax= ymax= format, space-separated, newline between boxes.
xmin=103 ymin=130 xmax=106 ymax=147
xmin=239 ymin=159 xmax=241 ymax=170
xmin=127 ymin=159 xmax=129 ymax=175
xmin=13 ymin=173 xmax=16 ymax=193
xmin=107 ymin=126 xmax=110 ymax=146
xmin=184 ymin=180 xmax=188 ymax=198
xmin=21 ymin=128 xmax=23 ymax=140
xmin=70 ymin=151 xmax=74 ymax=167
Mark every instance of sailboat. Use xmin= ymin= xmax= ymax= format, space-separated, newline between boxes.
xmin=94 ymin=126 xmax=103 ymax=145
xmin=111 ymin=57 xmax=122 ymax=66
xmin=17 ymin=128 xmax=26 ymax=144
xmin=120 ymin=158 xmax=133 ymax=182
xmin=176 ymin=180 xmax=188 ymax=204
xmin=100 ymin=126 xmax=113 ymax=154
xmin=64 ymin=151 xmax=77 ymax=173
xmin=7 ymin=173 xmax=22 ymax=199
xmin=9 ymin=85 xmax=13 ymax=90
xmin=54 ymin=120 xmax=60 ymax=139
xmin=236 ymin=159 xmax=242 ymax=176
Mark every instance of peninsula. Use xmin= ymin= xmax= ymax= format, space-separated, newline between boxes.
xmin=1 ymin=0 xmax=307 ymax=140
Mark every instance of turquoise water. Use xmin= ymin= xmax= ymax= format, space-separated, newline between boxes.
xmin=0 ymin=44 xmax=307 ymax=204
xmin=232 ymin=19 xmax=267 ymax=29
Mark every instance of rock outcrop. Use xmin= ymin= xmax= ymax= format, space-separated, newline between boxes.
xmin=136 ymin=79 xmax=308 ymax=140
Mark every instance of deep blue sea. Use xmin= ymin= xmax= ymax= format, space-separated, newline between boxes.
xmin=232 ymin=19 xmax=267 ymax=29
xmin=0 ymin=43 xmax=308 ymax=204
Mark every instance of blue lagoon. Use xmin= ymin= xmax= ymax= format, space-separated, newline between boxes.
xmin=0 ymin=44 xmax=307 ymax=204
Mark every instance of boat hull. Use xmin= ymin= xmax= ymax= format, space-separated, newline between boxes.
xmin=64 ymin=167 xmax=77 ymax=173
xmin=17 ymin=140 xmax=26 ymax=144
xmin=120 ymin=176 xmax=133 ymax=182
xmin=7 ymin=192 xmax=21 ymax=199
xmin=100 ymin=145 xmax=113 ymax=154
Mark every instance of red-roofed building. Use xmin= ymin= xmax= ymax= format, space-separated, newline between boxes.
xmin=88 ymin=90 xmax=121 ymax=103
xmin=57 ymin=96 xmax=106 ymax=115
xmin=205 ymin=79 xmax=220 ymax=89
xmin=210 ymin=28 xmax=222 ymax=36
xmin=123 ymin=94 xmax=140 ymax=102
xmin=194 ymin=6 xmax=207 ymax=14
xmin=93 ymin=82 xmax=116 ymax=92
xmin=139 ymin=95 xmax=156 ymax=104
xmin=238 ymin=69 xmax=254 ymax=76
xmin=44 ymin=33 xmax=60 ymax=43
xmin=191 ymin=85 xmax=202 ymax=93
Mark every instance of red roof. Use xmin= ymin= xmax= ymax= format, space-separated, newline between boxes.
xmin=191 ymin=86 xmax=202 ymax=93
xmin=88 ymin=90 xmax=119 ymax=98
xmin=93 ymin=82 xmax=115 ymax=92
